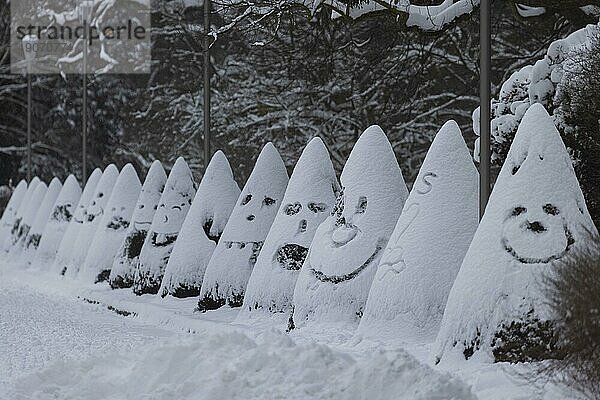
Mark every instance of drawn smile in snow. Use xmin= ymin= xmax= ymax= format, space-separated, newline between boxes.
xmin=310 ymin=190 xmax=383 ymax=283
xmin=501 ymin=203 xmax=574 ymax=264
xmin=275 ymin=200 xmax=329 ymax=270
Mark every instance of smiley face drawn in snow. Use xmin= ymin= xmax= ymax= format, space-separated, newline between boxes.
xmin=309 ymin=188 xmax=385 ymax=283
xmin=274 ymin=200 xmax=329 ymax=271
xmin=501 ymin=203 xmax=575 ymax=264
xmin=149 ymin=195 xmax=193 ymax=247
xmin=86 ymin=192 xmax=105 ymax=222
xmin=222 ymin=191 xmax=280 ymax=266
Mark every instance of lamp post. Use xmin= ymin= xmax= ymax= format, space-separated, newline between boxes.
xmin=80 ymin=0 xmax=94 ymax=182
xmin=22 ymin=35 xmax=38 ymax=183
xmin=203 ymin=0 xmax=211 ymax=169
xmin=479 ymin=0 xmax=491 ymax=220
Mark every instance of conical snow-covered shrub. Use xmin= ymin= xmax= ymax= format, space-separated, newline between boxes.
xmin=240 ymin=138 xmax=339 ymax=320
xmin=80 ymin=164 xmax=142 ymax=283
xmin=65 ymin=165 xmax=119 ymax=278
xmin=291 ymin=126 xmax=409 ymax=330
xmin=160 ymin=151 xmax=240 ymax=298
xmin=22 ymin=177 xmax=62 ymax=264
xmin=434 ymin=104 xmax=598 ymax=364
xmin=52 ymin=169 xmax=102 ymax=275
xmin=358 ymin=121 xmax=479 ymax=343
xmin=8 ymin=180 xmax=47 ymax=260
xmin=198 ymin=143 xmax=288 ymax=311
xmin=133 ymin=157 xmax=196 ymax=295
xmin=0 ymin=179 xmax=28 ymax=246
xmin=2 ymin=177 xmax=40 ymax=253
xmin=109 ymin=160 xmax=166 ymax=289
xmin=33 ymin=175 xmax=81 ymax=269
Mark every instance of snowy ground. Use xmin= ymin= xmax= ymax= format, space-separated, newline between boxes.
xmin=0 ymin=262 xmax=574 ymax=400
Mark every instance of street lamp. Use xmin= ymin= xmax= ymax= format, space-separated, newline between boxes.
xmin=203 ymin=0 xmax=211 ymax=169
xmin=22 ymin=35 xmax=38 ymax=183
xmin=479 ymin=0 xmax=491 ymax=220
xmin=80 ymin=0 xmax=94 ymax=182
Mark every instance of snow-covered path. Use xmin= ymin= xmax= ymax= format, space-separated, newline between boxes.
xmin=0 ymin=271 xmax=173 ymax=389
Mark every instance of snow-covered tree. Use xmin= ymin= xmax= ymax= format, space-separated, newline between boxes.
xmin=435 ymin=104 xmax=598 ymax=363
xmin=109 ymin=160 xmax=167 ymax=289
xmin=240 ymin=137 xmax=339 ymax=321
xmin=160 ymin=151 xmax=240 ymax=298
xmin=1 ymin=177 xmax=40 ymax=253
xmin=8 ymin=181 xmax=47 ymax=260
xmin=291 ymin=126 xmax=408 ymax=331
xmin=133 ymin=157 xmax=196 ymax=295
xmin=198 ymin=143 xmax=288 ymax=311
xmin=358 ymin=121 xmax=478 ymax=343
xmin=0 ymin=180 xmax=27 ymax=246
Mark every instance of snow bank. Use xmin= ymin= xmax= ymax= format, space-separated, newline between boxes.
xmin=8 ymin=330 xmax=476 ymax=400
xmin=2 ymin=177 xmax=40 ymax=253
xmin=133 ymin=157 xmax=196 ymax=295
xmin=359 ymin=121 xmax=479 ymax=344
xmin=292 ymin=126 xmax=409 ymax=331
xmin=160 ymin=151 xmax=240 ymax=298
xmin=0 ymin=179 xmax=27 ymax=247
xmin=80 ymin=164 xmax=142 ymax=283
xmin=65 ymin=165 xmax=119 ymax=278
xmin=109 ymin=160 xmax=167 ymax=289
xmin=435 ymin=104 xmax=598 ymax=363
xmin=21 ymin=177 xmax=62 ymax=264
xmin=52 ymin=169 xmax=102 ymax=276
xmin=32 ymin=175 xmax=81 ymax=269
xmin=198 ymin=143 xmax=288 ymax=311
xmin=241 ymin=137 xmax=339 ymax=321
xmin=8 ymin=181 xmax=47 ymax=260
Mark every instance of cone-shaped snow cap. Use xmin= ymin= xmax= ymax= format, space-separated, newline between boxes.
xmin=51 ymin=168 xmax=102 ymax=275
xmin=0 ymin=179 xmax=28 ymax=246
xmin=109 ymin=160 xmax=167 ymax=289
xmin=241 ymin=137 xmax=340 ymax=319
xmin=66 ymin=164 xmax=119 ymax=278
xmin=133 ymin=157 xmax=196 ymax=295
xmin=292 ymin=125 xmax=409 ymax=330
xmin=160 ymin=151 xmax=240 ymax=298
xmin=81 ymin=164 xmax=142 ymax=283
xmin=434 ymin=104 xmax=597 ymax=363
xmin=23 ymin=177 xmax=62 ymax=262
xmin=34 ymin=175 xmax=81 ymax=268
xmin=198 ymin=143 xmax=289 ymax=311
xmin=359 ymin=121 xmax=479 ymax=343
xmin=2 ymin=177 xmax=40 ymax=252
xmin=9 ymin=180 xmax=47 ymax=259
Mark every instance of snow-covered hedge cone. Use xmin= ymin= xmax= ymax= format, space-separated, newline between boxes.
xmin=0 ymin=180 xmax=27 ymax=248
xmin=52 ymin=169 xmax=102 ymax=275
xmin=133 ymin=157 xmax=196 ymax=295
xmin=65 ymin=165 xmax=119 ymax=278
xmin=160 ymin=151 xmax=240 ymax=298
xmin=240 ymin=138 xmax=339 ymax=320
xmin=21 ymin=177 xmax=62 ymax=265
xmin=2 ymin=177 xmax=40 ymax=253
xmin=358 ymin=121 xmax=479 ymax=343
xmin=8 ymin=181 xmax=47 ymax=261
xmin=291 ymin=126 xmax=409 ymax=330
xmin=435 ymin=104 xmax=598 ymax=363
xmin=81 ymin=164 xmax=141 ymax=284
xmin=32 ymin=175 xmax=81 ymax=269
xmin=109 ymin=160 xmax=166 ymax=289
xmin=198 ymin=143 xmax=288 ymax=311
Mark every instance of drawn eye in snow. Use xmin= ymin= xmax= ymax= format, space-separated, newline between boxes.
xmin=284 ymin=202 xmax=302 ymax=216
xmin=241 ymin=194 xmax=252 ymax=206
xmin=307 ymin=202 xmax=327 ymax=213
xmin=501 ymin=203 xmax=574 ymax=264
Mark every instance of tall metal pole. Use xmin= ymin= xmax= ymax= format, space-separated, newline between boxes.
xmin=27 ymin=72 xmax=32 ymax=183
xmin=479 ymin=0 xmax=491 ymax=220
xmin=82 ymin=31 xmax=88 ymax=182
xmin=203 ymin=0 xmax=211 ymax=169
